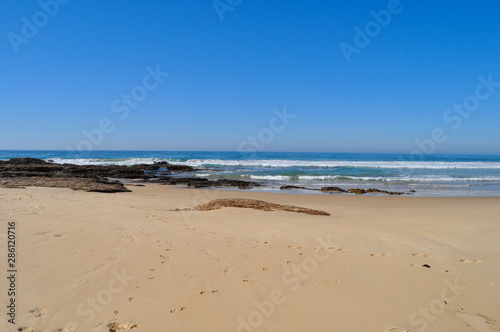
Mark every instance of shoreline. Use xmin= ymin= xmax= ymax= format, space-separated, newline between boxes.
xmin=0 ymin=158 xmax=413 ymax=196
xmin=2 ymin=154 xmax=500 ymax=197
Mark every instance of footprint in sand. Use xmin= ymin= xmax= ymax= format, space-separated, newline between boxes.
xmin=455 ymin=311 xmax=497 ymax=331
xmin=159 ymin=254 xmax=172 ymax=261
xmin=256 ymin=241 xmax=269 ymax=244
xmin=203 ymin=249 xmax=215 ymax=257
xmin=323 ymin=279 xmax=340 ymax=286
xmin=108 ymin=321 xmax=139 ymax=331
xmin=30 ymin=307 xmax=46 ymax=318
xmin=370 ymin=254 xmax=390 ymax=257
xmin=262 ymin=268 xmax=270 ymax=271
xmin=288 ymin=245 xmax=305 ymax=249
xmin=170 ymin=307 xmax=189 ymax=313
xmin=209 ymin=231 xmax=218 ymax=234
xmin=328 ymin=247 xmax=346 ymax=252
xmin=460 ymin=259 xmax=482 ymax=263
xmin=15 ymin=327 xmax=42 ymax=332
xmin=412 ymin=253 xmax=431 ymax=257
xmin=243 ymin=277 xmax=257 ymax=283
xmin=385 ymin=328 xmax=410 ymax=332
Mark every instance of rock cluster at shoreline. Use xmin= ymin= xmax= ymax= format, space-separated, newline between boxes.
xmin=0 ymin=158 xmax=259 ymax=193
xmin=150 ymin=177 xmax=260 ymax=189
xmin=280 ymin=185 xmax=411 ymax=195
xmin=0 ymin=158 xmax=198 ymax=193
xmin=0 ymin=158 xmax=413 ymax=195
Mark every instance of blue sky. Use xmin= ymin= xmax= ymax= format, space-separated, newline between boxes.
xmin=1 ymin=0 xmax=500 ymax=154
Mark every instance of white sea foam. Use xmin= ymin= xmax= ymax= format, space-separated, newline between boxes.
xmin=248 ymin=175 xmax=291 ymax=181
xmin=297 ymin=175 xmax=500 ymax=182
xmin=165 ymin=159 xmax=500 ymax=169
xmin=46 ymin=158 xmax=500 ymax=169
xmin=47 ymin=158 xmax=165 ymax=166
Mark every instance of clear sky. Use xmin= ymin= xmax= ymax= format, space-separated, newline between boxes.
xmin=1 ymin=0 xmax=500 ymax=154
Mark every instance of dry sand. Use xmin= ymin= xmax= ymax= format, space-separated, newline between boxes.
xmin=0 ymin=184 xmax=499 ymax=332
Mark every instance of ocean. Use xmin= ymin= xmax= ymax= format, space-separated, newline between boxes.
xmin=2 ymin=150 xmax=500 ymax=196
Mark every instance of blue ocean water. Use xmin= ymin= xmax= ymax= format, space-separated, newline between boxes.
xmin=2 ymin=150 xmax=500 ymax=196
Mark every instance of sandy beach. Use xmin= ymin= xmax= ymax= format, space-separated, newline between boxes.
xmin=1 ymin=184 xmax=499 ymax=332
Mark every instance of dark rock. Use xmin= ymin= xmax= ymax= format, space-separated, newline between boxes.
xmin=280 ymin=185 xmax=311 ymax=190
xmin=214 ymin=179 xmax=260 ymax=188
xmin=0 ymin=158 xmax=197 ymax=193
xmin=0 ymin=176 xmax=129 ymax=193
xmin=321 ymin=186 xmax=347 ymax=193
xmin=0 ymin=157 xmax=50 ymax=165
xmin=348 ymin=188 xmax=367 ymax=195
xmin=347 ymin=188 xmax=405 ymax=195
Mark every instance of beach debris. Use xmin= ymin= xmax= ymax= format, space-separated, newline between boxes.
xmin=422 ymin=264 xmax=431 ymax=268
xmin=192 ymin=198 xmax=331 ymax=216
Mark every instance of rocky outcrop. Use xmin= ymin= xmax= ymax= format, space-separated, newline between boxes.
xmin=0 ymin=176 xmax=130 ymax=193
xmin=280 ymin=185 xmax=410 ymax=195
xmin=0 ymin=159 xmax=197 ymax=179
xmin=0 ymin=158 xmax=258 ymax=192
xmin=320 ymin=186 xmax=348 ymax=193
xmin=280 ymin=185 xmax=313 ymax=191
xmin=152 ymin=177 xmax=260 ymax=189
xmin=347 ymin=188 xmax=405 ymax=195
